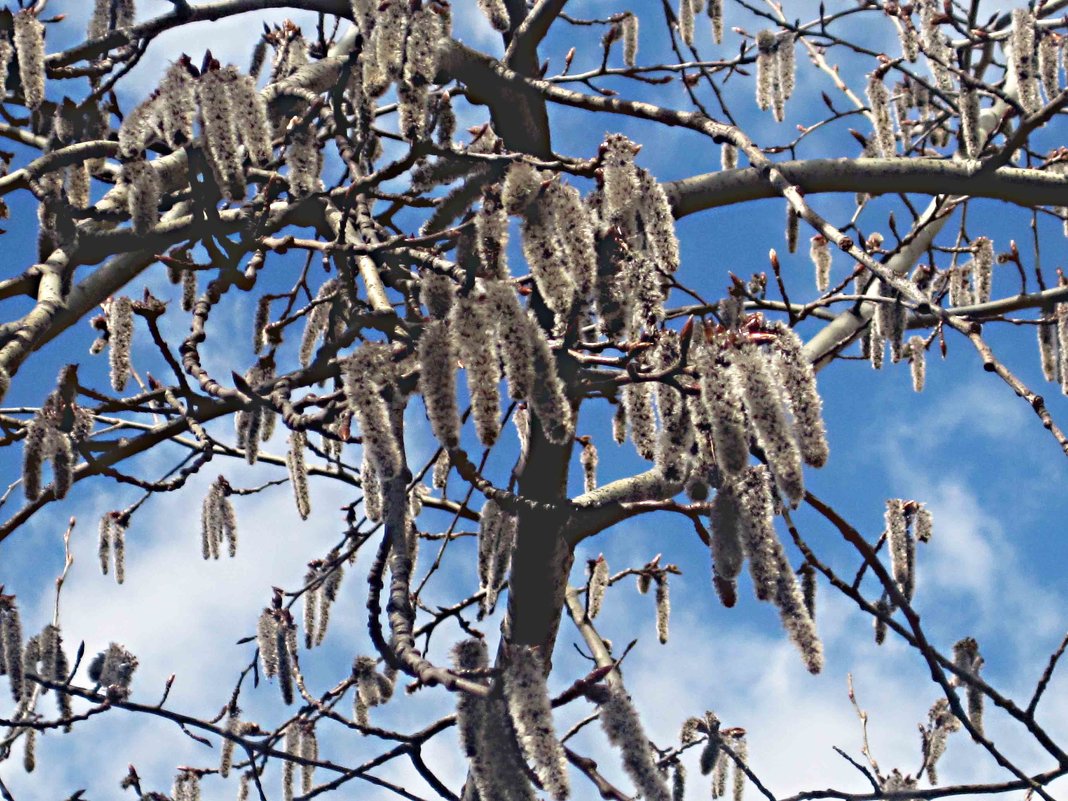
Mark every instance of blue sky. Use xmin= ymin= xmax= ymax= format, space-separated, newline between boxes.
xmin=0 ymin=0 xmax=1066 ymax=799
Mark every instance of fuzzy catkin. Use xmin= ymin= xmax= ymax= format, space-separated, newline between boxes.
xmin=1057 ymin=303 xmax=1068 ymax=396
xmin=679 ymin=0 xmax=695 ymax=46
xmin=502 ymin=645 xmax=570 ymax=800
xmin=1011 ymin=8 xmax=1040 ymax=114
xmin=419 ymin=319 xmax=460 ymax=448
xmin=885 ymin=499 xmax=912 ymax=599
xmin=14 ymin=11 xmax=45 ymax=111
xmin=450 ymin=283 xmax=502 ymax=446
xmin=770 ymin=322 xmax=829 ymax=468
xmin=622 ymin=14 xmax=639 ymax=66
xmin=1038 ymin=315 xmax=1058 ymax=383
xmin=588 ymin=556 xmax=608 ymax=619
xmin=488 ymin=282 xmax=536 ymax=402
xmin=343 ymin=345 xmax=403 ymax=478
xmin=1039 ymin=33 xmax=1062 ymax=101
xmin=731 ymin=342 xmax=804 ymax=505
xmin=580 ymin=439 xmax=598 ymax=493
xmin=755 ymin=31 xmax=777 ymax=113
xmin=810 ymin=236 xmax=831 ymax=292
xmin=655 ymin=576 xmax=670 ymax=643
xmin=909 ymin=336 xmax=927 ymax=391
xmin=526 ymin=313 xmax=574 ymax=445
xmin=108 ymin=296 xmax=134 ymax=392
xmin=596 ymin=685 xmax=671 ymax=801
xmin=287 ymin=431 xmax=311 ymax=520
xmin=123 ymin=158 xmax=161 ymax=236
xmin=867 ymin=73 xmax=895 ymax=157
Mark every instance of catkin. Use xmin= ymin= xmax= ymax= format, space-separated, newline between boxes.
xmin=1039 ymin=33 xmax=1062 ymax=101
xmin=952 ymin=638 xmax=984 ymax=735
xmin=588 ymin=556 xmax=608 ymax=619
xmin=867 ymin=72 xmax=895 ymax=157
xmin=1011 ymin=8 xmax=1040 ymax=114
xmin=580 ymin=439 xmax=598 ymax=492
xmin=14 ymin=11 xmax=45 ymax=111
xmin=601 ymin=134 xmax=641 ymax=221
xmin=973 ymin=238 xmax=994 ymax=304
xmin=655 ymin=575 xmax=670 ymax=643
xmin=287 ymin=431 xmax=311 ymax=520
xmin=122 ymin=158 xmax=161 ymax=236
xmin=1038 ymin=314 xmax=1058 ymax=382
xmin=1 ymin=599 xmax=24 ymax=701
xmin=418 ymin=319 xmax=460 ymax=448
xmin=256 ymin=609 xmax=279 ymax=678
xmin=108 ymin=296 xmax=134 ymax=392
xmin=708 ymin=0 xmax=723 ymax=42
xmin=755 ymin=31 xmax=777 ymax=112
xmin=595 ymin=684 xmax=671 ymax=801
xmin=502 ymin=645 xmax=570 ymax=800
xmin=285 ymin=123 xmax=322 ymax=199
xmin=450 ymin=283 xmax=502 ymax=446
xmin=731 ymin=342 xmax=804 ymax=505
xmin=885 ymin=499 xmax=913 ymax=600
xmin=679 ymin=0 xmax=695 ymax=46
xmin=622 ymin=14 xmax=639 ymax=66
xmin=1057 ymin=303 xmax=1068 ymax=395
xmin=810 ymin=236 xmax=831 ymax=291
xmin=909 ymin=335 xmax=927 ymax=391
xmin=343 ymin=345 xmax=403 ymax=478
xmin=770 ymin=322 xmax=829 ymax=468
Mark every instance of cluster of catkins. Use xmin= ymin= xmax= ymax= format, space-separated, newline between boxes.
xmin=1037 ymin=288 xmax=1068 ymax=396
xmin=452 ymin=638 xmax=562 ymax=800
xmin=281 ymin=720 xmax=319 ymax=800
xmin=950 ymin=637 xmax=985 ymax=736
xmin=87 ymin=642 xmax=139 ymax=698
xmin=923 ymin=697 xmax=962 ymax=785
xmin=673 ymin=0 xmax=725 ymax=47
xmin=98 ymin=511 xmax=128 ymax=584
xmin=21 ymin=368 xmax=92 ymax=502
xmin=681 ymin=713 xmax=748 ymax=801
xmin=351 ymin=655 xmax=395 ymax=726
xmin=235 ymin=355 xmax=277 ymax=465
xmin=302 ymin=552 xmax=343 ymax=648
xmin=201 ymin=477 xmax=239 ymax=560
xmin=257 ymin=605 xmax=298 ymax=705
xmin=117 ymin=55 xmax=271 ymax=228
xmin=873 ymin=498 xmax=932 ymax=644
xmin=349 ymin=0 xmax=451 ymax=142
xmin=754 ymin=30 xmax=796 ymax=122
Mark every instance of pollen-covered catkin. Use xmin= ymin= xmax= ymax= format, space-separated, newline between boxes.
xmin=14 ymin=11 xmax=45 ymax=111
xmin=679 ymin=0 xmax=695 ymax=46
xmin=1011 ymin=8 xmax=1040 ymax=114
xmin=502 ymin=645 xmax=570 ymax=800
xmin=113 ymin=517 xmax=127 ymax=583
xmin=450 ymin=282 xmax=502 ymax=446
xmin=732 ymin=342 xmax=804 ymax=505
xmin=1039 ymin=33 xmax=1062 ymax=101
xmin=885 ymin=499 xmax=912 ymax=599
xmin=755 ymin=31 xmax=777 ymax=112
xmin=477 ymin=499 xmax=516 ymax=615
xmin=733 ymin=467 xmax=781 ymax=602
xmin=123 ymin=158 xmax=161 ymax=236
xmin=785 ymin=205 xmax=798 ymax=253
xmin=655 ymin=575 xmax=670 ymax=643
xmin=952 ymin=637 xmax=984 ymax=735
xmin=973 ymin=238 xmax=994 ymax=304
xmin=108 ymin=296 xmax=134 ymax=392
xmin=909 ymin=335 xmax=927 ymax=391
xmin=343 ymin=345 xmax=403 ymax=478
xmin=770 ymin=322 xmax=829 ymax=468
xmin=1057 ymin=303 xmax=1068 ymax=395
xmin=287 ymin=430 xmax=311 ymax=520
xmin=867 ymin=72 xmax=895 ymax=157
xmin=256 ymin=609 xmax=279 ymax=678
xmin=960 ymin=84 xmax=981 ymax=158
xmin=622 ymin=14 xmax=639 ymax=66
xmin=526 ymin=313 xmax=574 ymax=445
xmin=418 ymin=318 xmax=460 ymax=448
xmin=595 ymin=684 xmax=671 ymax=801
xmin=1 ymin=599 xmax=24 ymax=701
xmin=487 ymin=281 xmax=536 ymax=402
xmin=282 ymin=723 xmax=298 ymax=801
xmin=707 ymin=0 xmax=723 ymax=41
xmin=810 ymin=236 xmax=831 ymax=291
xmin=778 ymin=33 xmax=796 ymax=101
xmin=588 ymin=556 xmax=609 ymax=619
xmin=601 ymin=134 xmax=641 ymax=221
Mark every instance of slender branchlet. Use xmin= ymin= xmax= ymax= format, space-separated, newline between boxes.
xmin=655 ymin=574 xmax=670 ymax=644
xmin=952 ymin=637 xmax=984 ymax=735
xmin=450 ymin=281 xmax=502 ymax=445
xmin=770 ymin=322 xmax=829 ymax=468
xmin=14 ymin=10 xmax=45 ymax=111
xmin=623 ymin=13 xmax=639 ymax=66
xmin=108 ymin=296 xmax=134 ymax=392
xmin=591 ymin=684 xmax=671 ymax=801
xmin=909 ymin=335 xmax=927 ymax=391
xmin=867 ymin=72 xmax=896 ymax=157
xmin=343 ymin=345 xmax=403 ymax=477
xmin=732 ymin=341 xmax=804 ymax=505
xmin=810 ymin=235 xmax=831 ymax=292
xmin=1011 ymin=8 xmax=1040 ymax=114
xmin=502 ymin=645 xmax=570 ymax=800
xmin=287 ymin=431 xmax=311 ymax=520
